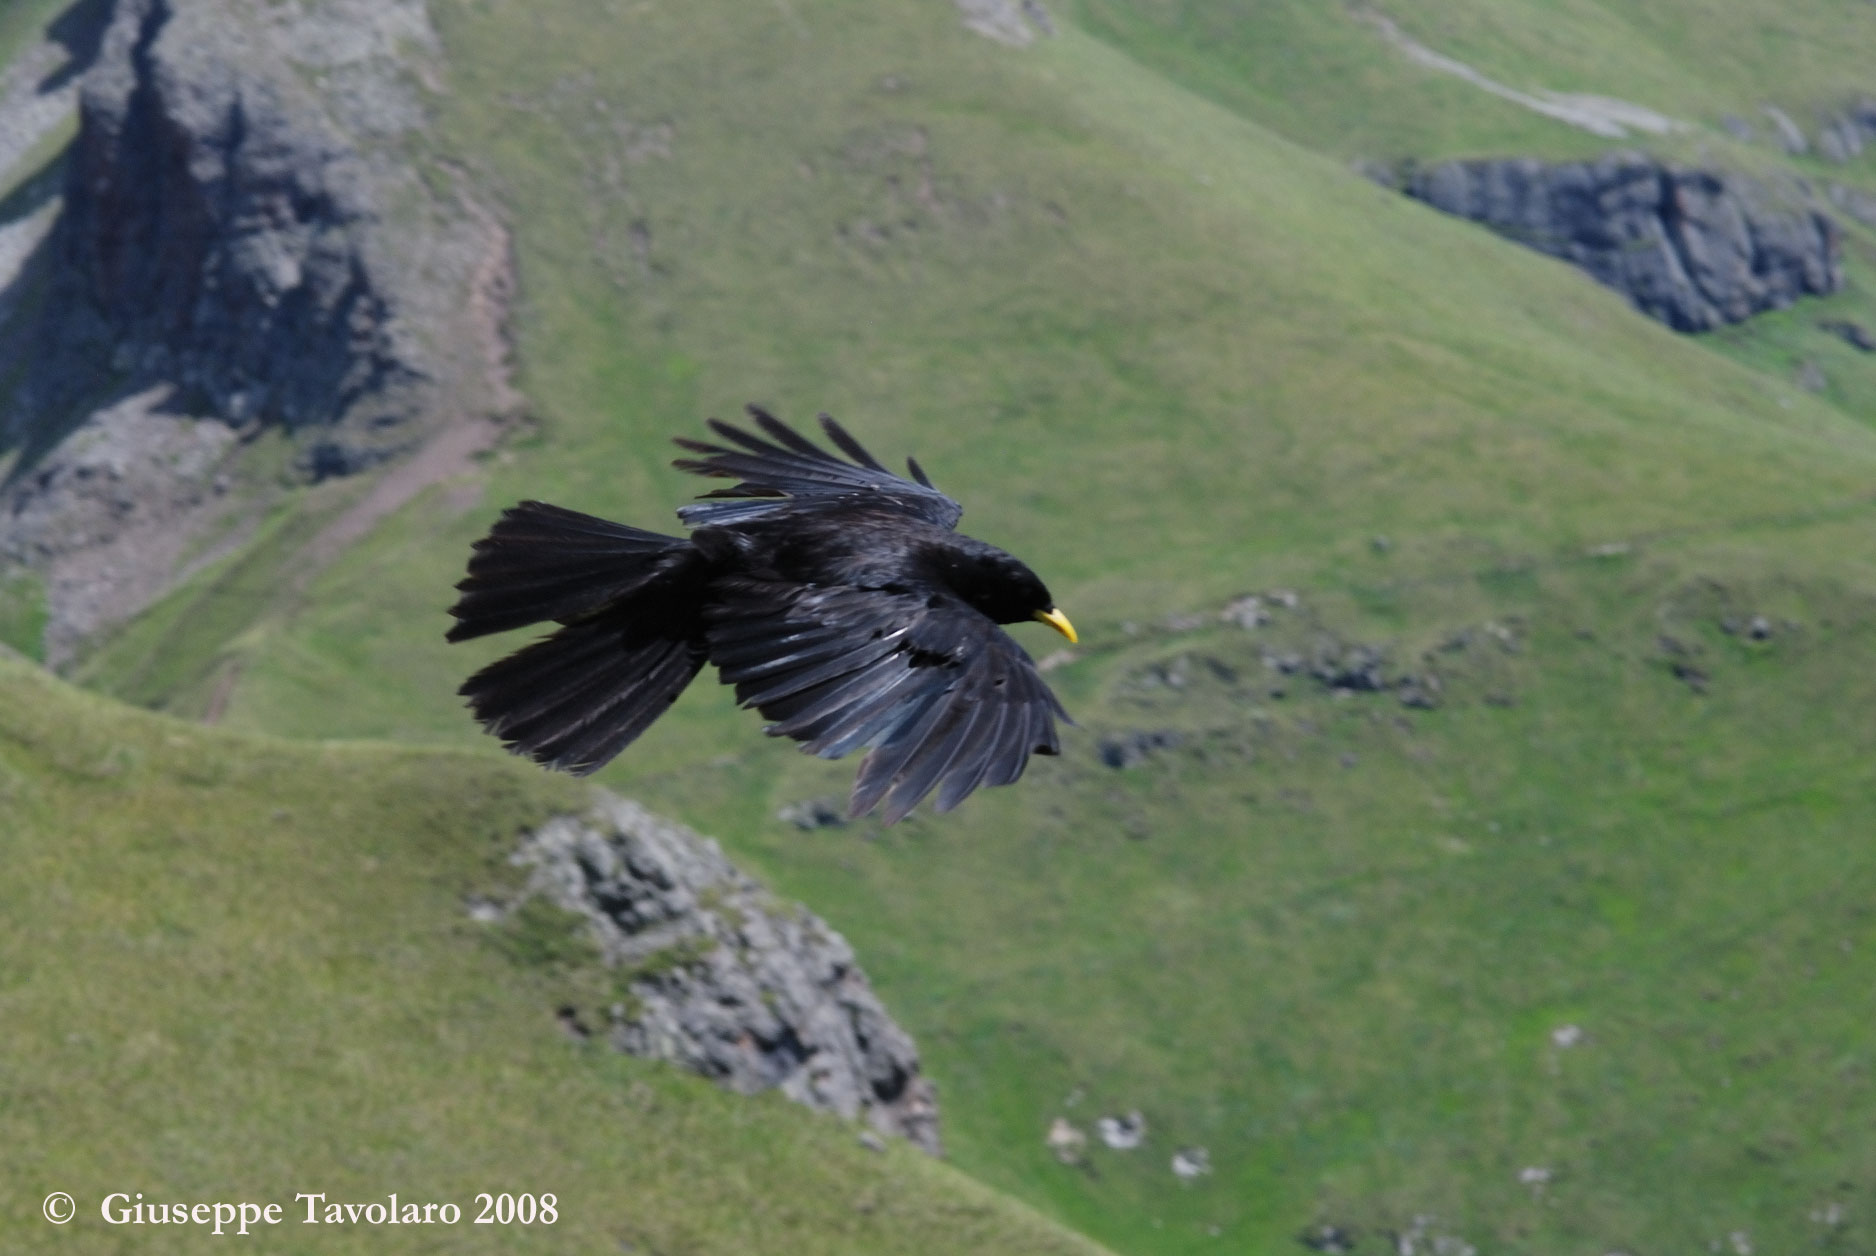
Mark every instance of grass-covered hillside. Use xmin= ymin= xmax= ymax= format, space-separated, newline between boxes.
xmin=17 ymin=0 xmax=1876 ymax=1251
xmin=0 ymin=654 xmax=1112 ymax=1255
xmin=1067 ymin=0 xmax=1876 ymax=161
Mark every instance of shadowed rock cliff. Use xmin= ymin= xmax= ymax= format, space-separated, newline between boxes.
xmin=0 ymin=0 xmax=516 ymax=664
xmin=1390 ymin=153 xmax=1842 ymax=332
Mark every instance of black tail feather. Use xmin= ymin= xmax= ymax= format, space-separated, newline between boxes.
xmin=459 ymin=614 xmax=708 ymax=775
xmin=450 ymin=498 xmax=710 ymax=773
xmin=447 ymin=501 xmax=692 ymax=643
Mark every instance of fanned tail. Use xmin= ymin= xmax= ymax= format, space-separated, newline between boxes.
xmin=447 ymin=500 xmax=693 ymax=642
xmin=449 ymin=499 xmax=710 ymax=774
xmin=458 ymin=612 xmax=708 ymax=775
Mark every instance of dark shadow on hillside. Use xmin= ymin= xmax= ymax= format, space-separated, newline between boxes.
xmin=37 ymin=0 xmax=115 ymax=94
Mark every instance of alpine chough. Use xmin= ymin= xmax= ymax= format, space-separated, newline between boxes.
xmin=447 ymin=407 xmax=1076 ymax=823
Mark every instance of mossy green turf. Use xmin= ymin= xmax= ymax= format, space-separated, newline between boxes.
xmin=0 ymin=655 xmax=1113 ymax=1256
xmin=34 ymin=0 xmax=1876 ymax=1250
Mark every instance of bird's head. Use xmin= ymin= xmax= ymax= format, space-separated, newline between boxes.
xmin=926 ymin=542 xmax=1077 ymax=643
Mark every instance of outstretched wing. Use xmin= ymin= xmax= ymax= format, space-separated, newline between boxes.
xmin=673 ymin=406 xmax=963 ymax=531
xmin=705 ymin=578 xmax=1067 ymax=823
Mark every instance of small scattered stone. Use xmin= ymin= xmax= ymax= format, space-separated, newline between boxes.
xmin=1047 ymin=1117 xmax=1087 ymax=1165
xmin=1761 ymin=104 xmax=1809 ymax=154
xmin=1819 ymin=114 xmax=1867 ymax=162
xmin=1310 ymin=644 xmax=1386 ymax=692
xmin=1519 ymin=1165 xmax=1552 ymax=1189
xmin=777 ymin=798 xmax=846 ymax=830
xmin=857 ymin=1129 xmax=886 ymax=1153
xmin=1097 ymin=730 xmax=1183 ymax=769
xmin=1550 ymin=1023 xmax=1585 ymax=1049
xmin=1095 ymin=1110 xmax=1147 ymax=1150
xmin=465 ymin=897 xmax=505 ymax=923
xmin=1300 ymin=1224 xmax=1356 ymax=1254
xmin=1221 ymin=595 xmax=1270 ymax=629
xmin=556 ymin=1005 xmax=592 ymax=1040
xmin=1671 ymin=661 xmax=1710 ymax=693
xmin=1172 ymin=1146 xmax=1211 ymax=1179
xmin=1747 ymin=615 xmax=1773 ymax=641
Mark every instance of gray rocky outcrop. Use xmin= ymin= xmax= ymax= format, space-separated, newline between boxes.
xmin=0 ymin=0 xmax=516 ymax=663
xmin=952 ymin=0 xmax=1054 ymax=48
xmin=1396 ymin=153 xmax=1842 ymax=332
xmin=7 ymin=0 xmax=504 ymax=471
xmin=1811 ymin=100 xmax=1876 ymax=163
xmin=506 ymin=792 xmax=942 ymax=1154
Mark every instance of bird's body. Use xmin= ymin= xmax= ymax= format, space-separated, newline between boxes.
xmin=448 ymin=409 xmax=1074 ymax=823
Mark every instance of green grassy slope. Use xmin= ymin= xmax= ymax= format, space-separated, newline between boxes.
xmin=1063 ymin=0 xmax=1876 ymax=161
xmin=92 ymin=0 xmax=1876 ymax=734
xmin=30 ymin=0 xmax=1876 ymax=1252
xmin=0 ymin=653 xmax=1113 ymax=1255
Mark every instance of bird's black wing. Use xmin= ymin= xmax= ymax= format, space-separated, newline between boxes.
xmin=672 ymin=406 xmax=963 ymax=532
xmin=705 ymin=578 xmax=1066 ymax=823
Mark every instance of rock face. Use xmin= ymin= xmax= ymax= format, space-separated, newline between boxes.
xmin=1812 ymin=100 xmax=1876 ymax=163
xmin=510 ymin=793 xmax=942 ymax=1155
xmin=0 ymin=0 xmax=516 ymax=662
xmin=47 ymin=0 xmax=413 ymax=465
xmin=9 ymin=0 xmax=499 ymax=472
xmin=1400 ymin=153 xmax=1842 ymax=332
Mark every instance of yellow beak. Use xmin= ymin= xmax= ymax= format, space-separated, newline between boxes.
xmin=1033 ymin=607 xmax=1078 ymax=644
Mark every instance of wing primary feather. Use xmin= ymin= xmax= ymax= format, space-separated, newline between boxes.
xmin=817 ymin=413 xmax=890 ymax=472
xmin=884 ymin=699 xmax=984 ymax=823
xmin=935 ymin=681 xmax=1014 ymax=812
xmin=849 ymin=684 xmax=958 ymax=818
xmin=747 ymin=407 xmax=831 ymax=457
xmin=789 ymin=662 xmax=930 ymax=748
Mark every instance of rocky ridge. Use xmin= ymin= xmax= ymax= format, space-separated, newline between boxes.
xmin=1378 ymin=152 xmax=1842 ymax=332
xmin=503 ymin=792 xmax=942 ymax=1155
xmin=0 ymin=0 xmax=514 ymax=664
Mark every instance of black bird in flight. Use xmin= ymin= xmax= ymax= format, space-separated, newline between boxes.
xmin=447 ymin=407 xmax=1077 ymax=823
